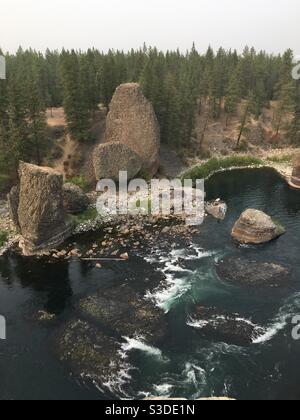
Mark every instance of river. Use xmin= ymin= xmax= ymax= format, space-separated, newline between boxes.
xmin=1 ymin=168 xmax=300 ymax=400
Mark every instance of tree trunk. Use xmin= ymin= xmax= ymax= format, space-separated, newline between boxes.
xmin=236 ymin=106 xmax=249 ymax=148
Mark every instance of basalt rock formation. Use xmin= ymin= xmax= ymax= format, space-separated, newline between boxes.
xmin=105 ymin=83 xmax=160 ymax=176
xmin=17 ymin=162 xmax=72 ymax=255
xmin=93 ymin=142 xmax=142 ymax=182
xmin=217 ymin=257 xmax=291 ymax=288
xmin=232 ymin=209 xmax=285 ymax=244
xmin=289 ymin=153 xmax=300 ymax=189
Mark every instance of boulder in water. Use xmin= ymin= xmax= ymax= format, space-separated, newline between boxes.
xmin=188 ymin=305 xmax=263 ymax=346
xmin=17 ymin=162 xmax=72 ymax=255
xmin=54 ymin=319 xmax=125 ymax=384
xmin=205 ymin=200 xmax=227 ymax=220
xmin=216 ymin=256 xmax=291 ymax=288
xmin=105 ymin=83 xmax=160 ymax=176
xmin=93 ymin=142 xmax=142 ymax=182
xmin=77 ymin=285 xmax=167 ymax=345
xmin=232 ymin=209 xmax=285 ymax=244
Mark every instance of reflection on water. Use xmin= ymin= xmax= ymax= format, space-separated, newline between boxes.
xmin=1 ymin=168 xmax=300 ymax=400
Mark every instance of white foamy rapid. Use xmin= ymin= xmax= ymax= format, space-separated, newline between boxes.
xmin=120 ymin=336 xmax=164 ymax=360
xmin=144 ymin=244 xmax=216 ymax=312
xmin=253 ymin=293 xmax=300 ymax=344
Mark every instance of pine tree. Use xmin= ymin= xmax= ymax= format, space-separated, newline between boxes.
xmin=60 ymin=50 xmax=91 ymax=141
xmin=224 ymin=69 xmax=241 ymax=125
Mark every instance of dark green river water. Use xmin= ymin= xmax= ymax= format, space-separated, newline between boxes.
xmin=1 ymin=168 xmax=300 ymax=400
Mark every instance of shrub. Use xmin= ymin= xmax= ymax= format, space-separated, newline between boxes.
xmin=68 ymin=175 xmax=89 ymax=192
xmin=182 ymin=156 xmax=264 ymax=182
xmin=70 ymin=207 xmax=98 ymax=226
xmin=0 ymin=231 xmax=8 ymax=247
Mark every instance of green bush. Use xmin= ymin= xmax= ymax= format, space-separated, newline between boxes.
xmin=70 ymin=207 xmax=98 ymax=226
xmin=182 ymin=156 xmax=264 ymax=182
xmin=68 ymin=175 xmax=89 ymax=192
xmin=0 ymin=231 xmax=8 ymax=247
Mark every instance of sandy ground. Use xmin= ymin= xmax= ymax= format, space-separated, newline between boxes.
xmin=46 ymin=107 xmax=66 ymax=128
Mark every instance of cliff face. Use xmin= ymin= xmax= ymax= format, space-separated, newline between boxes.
xmin=105 ymin=83 xmax=160 ymax=176
xmin=16 ymin=162 xmax=72 ymax=255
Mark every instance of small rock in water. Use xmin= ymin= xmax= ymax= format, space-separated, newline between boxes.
xmin=38 ymin=311 xmax=56 ymax=322
xmin=120 ymin=252 xmax=129 ymax=260
xmin=205 ymin=200 xmax=227 ymax=221
xmin=95 ymin=263 xmax=102 ymax=269
xmin=217 ymin=256 xmax=291 ymax=288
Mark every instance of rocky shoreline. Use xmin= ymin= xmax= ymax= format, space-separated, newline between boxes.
xmin=0 ymin=159 xmax=295 ymax=258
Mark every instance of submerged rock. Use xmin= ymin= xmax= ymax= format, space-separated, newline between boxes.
xmin=55 ymin=319 xmax=124 ymax=383
xmin=188 ymin=305 xmax=262 ymax=346
xmin=216 ymin=256 xmax=291 ymax=288
xmin=93 ymin=142 xmax=142 ymax=182
xmin=62 ymin=183 xmax=89 ymax=214
xmin=231 ymin=209 xmax=285 ymax=244
xmin=77 ymin=285 xmax=167 ymax=345
xmin=105 ymin=83 xmax=160 ymax=176
xmin=17 ymin=162 xmax=72 ymax=256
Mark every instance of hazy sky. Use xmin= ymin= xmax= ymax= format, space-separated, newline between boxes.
xmin=1 ymin=0 xmax=299 ymax=54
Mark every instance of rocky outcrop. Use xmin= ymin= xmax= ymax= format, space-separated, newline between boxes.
xmin=7 ymin=185 xmax=20 ymax=231
xmin=232 ymin=209 xmax=285 ymax=244
xmin=217 ymin=257 xmax=291 ymax=288
xmin=77 ymin=285 xmax=167 ymax=346
xmin=62 ymin=183 xmax=89 ymax=214
xmin=93 ymin=142 xmax=142 ymax=182
xmin=105 ymin=83 xmax=160 ymax=176
xmin=17 ymin=162 xmax=72 ymax=255
xmin=188 ymin=305 xmax=263 ymax=346
xmin=205 ymin=200 xmax=227 ymax=220
xmin=289 ymin=153 xmax=300 ymax=189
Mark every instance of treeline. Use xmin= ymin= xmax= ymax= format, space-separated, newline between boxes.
xmin=0 ymin=45 xmax=300 ymax=183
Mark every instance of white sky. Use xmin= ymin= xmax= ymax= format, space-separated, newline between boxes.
xmin=0 ymin=0 xmax=299 ymax=54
